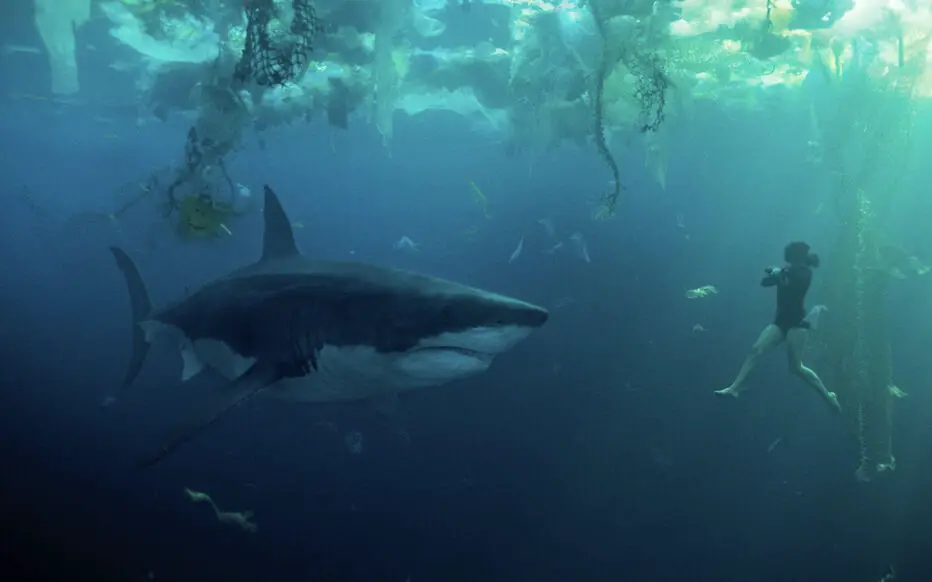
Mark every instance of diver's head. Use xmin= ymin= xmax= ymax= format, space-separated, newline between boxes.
xmin=785 ymin=241 xmax=819 ymax=267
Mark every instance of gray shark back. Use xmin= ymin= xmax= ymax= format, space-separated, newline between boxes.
xmin=156 ymin=258 xmax=547 ymax=367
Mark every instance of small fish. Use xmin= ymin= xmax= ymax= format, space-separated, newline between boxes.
xmin=685 ymin=285 xmax=718 ymax=299
xmin=1 ymin=44 xmax=42 ymax=56
xmin=344 ymin=430 xmax=365 ymax=454
xmin=543 ymin=241 xmax=564 ymax=254
xmin=468 ymin=180 xmax=491 ymax=219
xmin=109 ymin=60 xmax=138 ymax=72
xmin=11 ymin=92 xmax=47 ymax=102
xmin=184 ymin=488 xmax=257 ymax=532
xmin=879 ymin=566 xmax=896 ymax=582
xmin=767 ymin=437 xmax=782 ymax=453
xmin=508 ymin=237 xmax=524 ymax=263
xmin=393 ymin=236 xmax=419 ymax=251
xmin=570 ymin=232 xmax=591 ymax=263
xmin=908 ymin=255 xmax=930 ymax=276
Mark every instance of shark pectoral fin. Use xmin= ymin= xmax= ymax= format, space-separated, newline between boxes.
xmin=136 ymin=364 xmax=282 ymax=470
xmin=181 ymin=345 xmax=204 ymax=381
xmin=138 ymin=321 xmax=164 ymax=343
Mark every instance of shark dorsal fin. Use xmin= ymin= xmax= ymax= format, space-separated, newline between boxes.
xmin=261 ymin=185 xmax=300 ymax=262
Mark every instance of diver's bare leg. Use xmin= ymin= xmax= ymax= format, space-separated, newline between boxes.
xmin=786 ymin=328 xmax=840 ymax=412
xmin=715 ymin=324 xmax=784 ymax=398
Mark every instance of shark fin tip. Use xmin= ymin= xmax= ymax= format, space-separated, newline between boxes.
xmin=261 ymin=185 xmax=301 ymax=262
xmin=181 ymin=346 xmax=204 ymax=381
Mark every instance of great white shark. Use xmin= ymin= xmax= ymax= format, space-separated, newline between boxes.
xmin=111 ymin=185 xmax=549 ymax=466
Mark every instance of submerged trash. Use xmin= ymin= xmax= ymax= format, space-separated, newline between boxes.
xmin=569 ymin=232 xmax=591 ymax=263
xmin=184 ymin=488 xmax=257 ymax=532
xmin=344 ymin=430 xmax=365 ymax=455
xmin=393 ymin=236 xmax=420 ymax=251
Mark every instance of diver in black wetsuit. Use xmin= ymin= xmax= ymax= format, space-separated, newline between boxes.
xmin=715 ymin=241 xmax=840 ymax=412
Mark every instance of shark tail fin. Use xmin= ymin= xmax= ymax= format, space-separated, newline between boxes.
xmin=109 ymin=247 xmax=153 ymax=391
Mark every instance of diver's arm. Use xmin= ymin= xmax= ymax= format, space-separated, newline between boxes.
xmin=760 ymin=267 xmax=781 ymax=287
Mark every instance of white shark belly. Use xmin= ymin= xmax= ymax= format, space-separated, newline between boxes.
xmin=272 ymin=344 xmax=494 ymax=403
xmin=191 ymin=338 xmax=256 ymax=380
xmin=143 ymin=320 xmax=499 ymax=401
xmin=140 ymin=321 xmax=256 ymax=382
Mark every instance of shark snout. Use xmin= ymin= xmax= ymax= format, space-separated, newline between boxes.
xmin=504 ymin=300 xmax=549 ymax=329
xmin=526 ymin=303 xmax=549 ymax=328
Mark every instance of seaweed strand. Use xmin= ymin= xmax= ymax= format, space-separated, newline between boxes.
xmin=588 ymin=0 xmax=623 ymax=216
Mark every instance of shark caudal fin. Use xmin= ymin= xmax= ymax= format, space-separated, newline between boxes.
xmin=109 ymin=247 xmax=153 ymax=391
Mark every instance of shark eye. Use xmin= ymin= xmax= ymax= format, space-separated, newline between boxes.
xmin=439 ymin=305 xmax=457 ymax=321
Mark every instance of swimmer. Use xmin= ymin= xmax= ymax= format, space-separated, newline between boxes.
xmin=715 ymin=241 xmax=840 ymax=412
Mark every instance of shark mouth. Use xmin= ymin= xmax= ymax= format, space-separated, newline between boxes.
xmin=412 ymin=346 xmax=493 ymax=359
